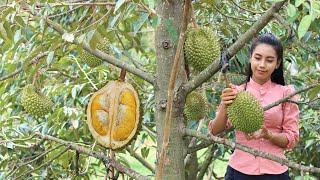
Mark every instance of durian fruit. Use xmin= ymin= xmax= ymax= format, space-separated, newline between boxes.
xmin=21 ymin=84 xmax=53 ymax=117
xmin=229 ymin=73 xmax=247 ymax=85
xmin=184 ymin=27 xmax=220 ymax=71
xmin=227 ymin=91 xmax=264 ymax=133
xmin=80 ymin=38 xmax=111 ymax=68
xmin=184 ymin=91 xmax=208 ymax=121
xmin=87 ymin=81 xmax=140 ymax=150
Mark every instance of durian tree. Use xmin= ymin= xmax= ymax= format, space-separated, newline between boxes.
xmin=0 ymin=0 xmax=320 ymax=179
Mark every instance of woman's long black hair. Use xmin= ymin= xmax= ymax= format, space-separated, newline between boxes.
xmin=245 ymin=33 xmax=285 ymax=88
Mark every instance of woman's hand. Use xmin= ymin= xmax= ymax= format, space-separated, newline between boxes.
xmin=221 ymin=84 xmax=237 ymax=106
xmin=245 ymin=126 xmax=273 ymax=140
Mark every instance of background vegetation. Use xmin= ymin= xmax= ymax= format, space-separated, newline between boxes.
xmin=0 ymin=0 xmax=319 ymax=179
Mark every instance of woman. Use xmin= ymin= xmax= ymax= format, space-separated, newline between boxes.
xmin=209 ymin=33 xmax=299 ymax=180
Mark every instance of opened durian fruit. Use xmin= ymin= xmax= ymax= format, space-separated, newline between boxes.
xmin=87 ymin=76 xmax=140 ymax=150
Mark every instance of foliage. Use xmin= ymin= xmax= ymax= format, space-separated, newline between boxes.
xmin=0 ymin=0 xmax=319 ymax=179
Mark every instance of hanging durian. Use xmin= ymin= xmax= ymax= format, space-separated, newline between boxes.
xmin=184 ymin=27 xmax=220 ymax=71
xmin=21 ymin=84 xmax=53 ymax=117
xmin=87 ymin=79 xmax=140 ymax=150
xmin=184 ymin=91 xmax=208 ymax=121
xmin=80 ymin=38 xmax=111 ymax=68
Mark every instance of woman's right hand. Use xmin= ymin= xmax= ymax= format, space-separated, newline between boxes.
xmin=221 ymin=83 xmax=237 ymax=106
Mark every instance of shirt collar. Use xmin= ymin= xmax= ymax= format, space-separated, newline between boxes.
xmin=248 ymin=78 xmax=272 ymax=90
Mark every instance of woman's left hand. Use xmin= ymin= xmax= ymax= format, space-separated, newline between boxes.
xmin=245 ymin=126 xmax=272 ymax=140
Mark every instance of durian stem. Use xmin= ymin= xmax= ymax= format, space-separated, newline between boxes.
xmin=190 ymin=3 xmax=198 ymax=29
xmin=223 ymin=73 xmax=231 ymax=88
xmin=119 ymin=69 xmax=127 ymax=82
xmin=73 ymin=55 xmax=98 ymax=91
xmin=108 ymin=150 xmax=115 ymax=179
xmin=32 ymin=69 xmax=41 ymax=90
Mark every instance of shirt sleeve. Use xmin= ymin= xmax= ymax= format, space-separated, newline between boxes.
xmin=282 ymin=85 xmax=300 ymax=150
xmin=208 ymin=104 xmax=232 ymax=135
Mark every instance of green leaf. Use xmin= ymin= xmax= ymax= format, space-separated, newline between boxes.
xmin=88 ymin=30 xmax=101 ymax=50
xmin=0 ymin=22 xmax=8 ymax=40
xmin=114 ymin=0 xmax=126 ymax=13
xmin=46 ymin=51 xmax=55 ymax=65
xmin=15 ymin=16 xmax=26 ymax=27
xmin=133 ymin=12 xmax=149 ymax=35
xmin=109 ymin=13 xmax=121 ymax=29
xmin=308 ymin=84 xmax=320 ymax=100
xmin=147 ymin=0 xmax=155 ymax=9
xmin=311 ymin=0 xmax=320 ymax=19
xmin=71 ymin=86 xmax=77 ymax=99
xmin=77 ymin=34 xmax=86 ymax=44
xmin=123 ymin=3 xmax=136 ymax=19
xmin=297 ymin=15 xmax=312 ymax=39
xmin=13 ymin=29 xmax=21 ymax=43
xmin=141 ymin=147 xmax=150 ymax=159
xmin=287 ymin=4 xmax=297 ymax=17
xmin=85 ymin=29 xmax=96 ymax=48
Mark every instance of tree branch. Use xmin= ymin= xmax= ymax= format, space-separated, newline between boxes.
xmin=34 ymin=132 xmax=150 ymax=180
xmin=20 ymin=2 xmax=155 ymax=85
xmin=197 ymin=145 xmax=218 ymax=180
xmin=14 ymin=147 xmax=69 ymax=179
xmin=184 ymin=128 xmax=320 ymax=174
xmin=228 ymin=0 xmax=265 ymax=14
xmin=212 ymin=3 xmax=256 ymax=22
xmin=125 ymin=147 xmax=155 ymax=173
xmin=263 ymin=83 xmax=320 ymax=111
xmin=184 ymin=119 xmax=205 ymax=165
xmin=0 ymin=51 xmax=49 ymax=82
xmin=187 ymin=141 xmax=212 ymax=154
xmin=156 ymin=0 xmax=191 ymax=179
xmin=183 ymin=1 xmax=286 ymax=94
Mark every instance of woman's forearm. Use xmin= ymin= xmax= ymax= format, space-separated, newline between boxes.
xmin=267 ymin=131 xmax=288 ymax=148
xmin=209 ymin=104 xmax=229 ymax=135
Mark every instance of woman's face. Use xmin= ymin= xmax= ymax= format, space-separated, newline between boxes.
xmin=250 ymin=43 xmax=280 ymax=85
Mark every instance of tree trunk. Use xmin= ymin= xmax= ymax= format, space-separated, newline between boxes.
xmin=154 ymin=0 xmax=188 ymax=179
xmin=186 ymin=152 xmax=199 ymax=180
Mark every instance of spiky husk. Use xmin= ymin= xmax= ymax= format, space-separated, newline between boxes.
xmin=227 ymin=91 xmax=264 ymax=133
xmin=229 ymin=73 xmax=247 ymax=85
xmin=80 ymin=38 xmax=111 ymax=68
xmin=184 ymin=91 xmax=208 ymax=121
xmin=21 ymin=84 xmax=53 ymax=117
xmin=87 ymin=81 xmax=140 ymax=150
xmin=184 ymin=27 xmax=220 ymax=71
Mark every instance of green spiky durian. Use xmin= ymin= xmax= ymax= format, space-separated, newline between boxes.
xmin=229 ymin=73 xmax=247 ymax=85
xmin=184 ymin=91 xmax=208 ymax=121
xmin=227 ymin=91 xmax=264 ymax=133
xmin=184 ymin=27 xmax=220 ymax=71
xmin=21 ymin=84 xmax=53 ymax=117
xmin=80 ymin=38 xmax=111 ymax=68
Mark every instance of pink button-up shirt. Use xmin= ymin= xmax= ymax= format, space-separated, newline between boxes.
xmin=209 ymin=78 xmax=300 ymax=175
